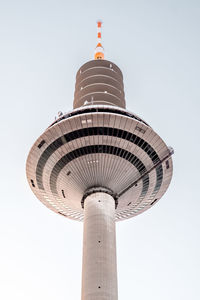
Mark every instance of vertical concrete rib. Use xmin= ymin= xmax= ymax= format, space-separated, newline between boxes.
xmin=81 ymin=192 xmax=118 ymax=300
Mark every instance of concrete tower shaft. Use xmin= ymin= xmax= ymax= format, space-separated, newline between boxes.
xmin=73 ymin=60 xmax=126 ymax=109
xmin=82 ymin=192 xmax=118 ymax=300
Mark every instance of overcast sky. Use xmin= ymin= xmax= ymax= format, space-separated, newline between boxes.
xmin=0 ymin=0 xmax=200 ymax=299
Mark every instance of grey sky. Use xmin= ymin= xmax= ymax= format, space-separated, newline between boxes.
xmin=0 ymin=0 xmax=200 ymax=299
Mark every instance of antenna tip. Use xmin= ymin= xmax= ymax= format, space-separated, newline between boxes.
xmin=97 ymin=20 xmax=103 ymax=27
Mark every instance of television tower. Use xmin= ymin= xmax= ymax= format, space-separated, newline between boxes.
xmin=26 ymin=21 xmax=173 ymax=300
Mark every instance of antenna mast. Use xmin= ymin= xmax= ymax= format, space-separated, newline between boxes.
xmin=94 ymin=20 xmax=104 ymax=60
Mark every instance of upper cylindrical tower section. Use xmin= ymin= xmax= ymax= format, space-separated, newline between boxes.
xmin=73 ymin=59 xmax=126 ymax=109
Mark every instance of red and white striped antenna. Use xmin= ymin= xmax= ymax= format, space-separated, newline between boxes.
xmin=94 ymin=20 xmax=104 ymax=60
